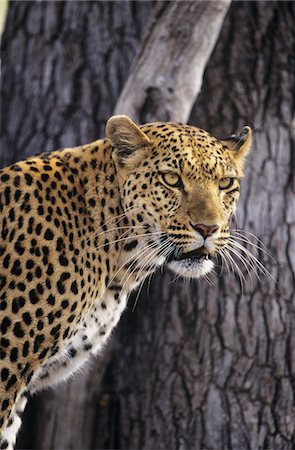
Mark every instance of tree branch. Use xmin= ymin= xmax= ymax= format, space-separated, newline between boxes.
xmin=115 ymin=0 xmax=231 ymax=123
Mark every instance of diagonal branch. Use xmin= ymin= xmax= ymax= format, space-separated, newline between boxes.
xmin=115 ymin=0 xmax=231 ymax=123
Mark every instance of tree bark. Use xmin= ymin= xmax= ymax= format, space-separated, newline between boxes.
xmin=1 ymin=1 xmax=294 ymax=450
xmin=115 ymin=0 xmax=231 ymax=123
xmin=0 ymin=1 xmax=154 ymax=168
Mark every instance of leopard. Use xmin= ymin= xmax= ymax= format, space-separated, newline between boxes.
xmin=0 ymin=115 xmax=251 ymax=449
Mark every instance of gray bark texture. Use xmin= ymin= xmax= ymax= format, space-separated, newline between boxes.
xmin=115 ymin=0 xmax=231 ymax=123
xmin=1 ymin=1 xmax=294 ymax=450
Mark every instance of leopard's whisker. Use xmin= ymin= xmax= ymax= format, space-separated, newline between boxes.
xmin=131 ymin=277 xmax=147 ymax=312
xmin=219 ymin=248 xmax=235 ymax=275
xmin=94 ymin=231 xmax=163 ymax=252
xmin=231 ymin=228 xmax=270 ymax=254
xmin=120 ymin=239 xmax=169 ymax=297
xmin=218 ymin=252 xmax=227 ymax=275
xmin=85 ymin=203 xmax=142 ymax=239
xmin=86 ymin=223 xmax=151 ymax=243
xmin=169 ymin=272 xmax=182 ymax=284
xmin=230 ymin=234 xmax=273 ymax=259
xmin=107 ymin=236 xmax=166 ymax=290
xmin=203 ymin=273 xmax=214 ymax=286
xmin=222 ymin=247 xmax=246 ymax=291
xmin=227 ymin=238 xmax=276 ymax=282
xmin=226 ymin=243 xmax=255 ymax=283
xmin=217 ymin=251 xmax=230 ymax=276
xmin=124 ymin=238 xmax=171 ymax=289
xmin=121 ymin=242 xmax=161 ymax=291
xmin=131 ymin=241 xmax=174 ymax=311
xmin=80 ymin=230 xmax=163 ymax=258
xmin=228 ymin=238 xmax=270 ymax=272
xmin=106 ymin=240 xmax=156 ymax=289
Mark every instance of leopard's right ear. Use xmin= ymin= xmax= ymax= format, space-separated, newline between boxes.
xmin=220 ymin=126 xmax=252 ymax=159
xmin=220 ymin=126 xmax=252 ymax=173
xmin=105 ymin=115 xmax=150 ymax=159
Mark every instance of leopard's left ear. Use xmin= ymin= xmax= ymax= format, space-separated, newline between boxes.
xmin=221 ymin=126 xmax=252 ymax=161
xmin=106 ymin=115 xmax=150 ymax=160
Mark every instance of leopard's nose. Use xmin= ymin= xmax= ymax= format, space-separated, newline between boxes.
xmin=191 ymin=223 xmax=219 ymax=238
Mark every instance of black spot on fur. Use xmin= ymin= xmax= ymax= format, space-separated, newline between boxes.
xmin=123 ymin=240 xmax=138 ymax=251
xmin=44 ymin=229 xmax=54 ymax=240
xmin=13 ymin=322 xmax=24 ymax=338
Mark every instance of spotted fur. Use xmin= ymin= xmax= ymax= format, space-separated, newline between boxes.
xmin=0 ymin=116 xmax=251 ymax=448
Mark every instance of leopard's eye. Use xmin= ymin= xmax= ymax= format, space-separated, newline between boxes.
xmin=161 ymin=172 xmax=182 ymax=188
xmin=219 ymin=177 xmax=235 ymax=190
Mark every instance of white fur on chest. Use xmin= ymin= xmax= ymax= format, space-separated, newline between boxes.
xmin=29 ymin=290 xmax=128 ymax=393
xmin=78 ymin=289 xmax=128 ymax=350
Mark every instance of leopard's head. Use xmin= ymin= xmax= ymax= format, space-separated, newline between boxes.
xmin=106 ymin=115 xmax=251 ymax=279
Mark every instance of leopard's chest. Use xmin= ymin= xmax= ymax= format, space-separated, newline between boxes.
xmin=29 ymin=290 xmax=128 ymax=392
xmin=77 ymin=288 xmax=128 ymax=348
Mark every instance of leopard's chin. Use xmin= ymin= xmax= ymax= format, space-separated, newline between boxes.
xmin=166 ymin=248 xmax=214 ymax=279
xmin=167 ymin=257 xmax=214 ymax=279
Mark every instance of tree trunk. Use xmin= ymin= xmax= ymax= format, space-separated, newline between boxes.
xmin=1 ymin=2 xmax=294 ymax=450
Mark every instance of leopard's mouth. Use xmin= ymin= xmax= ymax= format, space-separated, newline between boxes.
xmin=166 ymin=246 xmax=214 ymax=279
xmin=166 ymin=246 xmax=212 ymax=263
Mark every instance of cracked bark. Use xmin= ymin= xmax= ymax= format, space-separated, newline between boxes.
xmin=1 ymin=1 xmax=294 ymax=449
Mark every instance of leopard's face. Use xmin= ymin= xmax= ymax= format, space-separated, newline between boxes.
xmin=107 ymin=116 xmax=251 ymax=279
